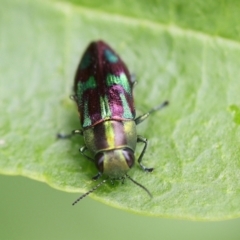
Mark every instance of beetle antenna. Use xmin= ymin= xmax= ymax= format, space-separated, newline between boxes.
xmin=148 ymin=100 xmax=169 ymax=114
xmin=72 ymin=179 xmax=107 ymax=206
xmin=126 ymin=174 xmax=152 ymax=198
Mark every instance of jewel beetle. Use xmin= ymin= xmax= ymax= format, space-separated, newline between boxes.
xmin=58 ymin=40 xmax=168 ymax=205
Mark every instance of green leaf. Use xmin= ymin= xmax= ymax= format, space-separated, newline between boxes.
xmin=1 ymin=0 xmax=240 ymax=220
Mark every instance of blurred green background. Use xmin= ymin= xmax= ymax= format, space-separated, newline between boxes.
xmin=1 ymin=175 xmax=240 ymax=240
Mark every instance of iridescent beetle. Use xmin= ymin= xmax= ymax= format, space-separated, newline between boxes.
xmin=59 ymin=41 xmax=168 ymax=205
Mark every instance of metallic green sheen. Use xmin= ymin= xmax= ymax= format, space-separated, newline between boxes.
xmin=104 ymin=49 xmax=118 ymax=63
xmin=100 ymin=95 xmax=111 ymax=119
xmin=77 ymin=76 xmax=97 ymax=106
xmin=83 ymin=100 xmax=92 ymax=127
xmin=79 ymin=76 xmax=96 ymax=94
xmin=79 ymin=52 xmax=91 ymax=69
xmin=120 ymin=93 xmax=133 ymax=119
xmin=106 ymin=73 xmax=131 ymax=94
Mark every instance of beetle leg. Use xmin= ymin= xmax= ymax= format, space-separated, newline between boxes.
xmin=57 ymin=129 xmax=83 ymax=139
xmin=72 ymin=129 xmax=83 ymax=135
xmin=130 ymin=73 xmax=137 ymax=86
xmin=137 ymin=135 xmax=154 ymax=172
xmin=135 ymin=100 xmax=169 ymax=125
xmin=79 ymin=146 xmax=94 ymax=162
xmin=70 ymin=94 xmax=77 ymax=102
xmin=92 ymin=172 xmax=102 ymax=180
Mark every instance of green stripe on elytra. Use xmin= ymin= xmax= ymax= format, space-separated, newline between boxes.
xmin=83 ymin=99 xmax=92 ymax=127
xmin=106 ymin=73 xmax=131 ymax=94
xmin=119 ymin=93 xmax=133 ymax=119
xmin=104 ymin=49 xmax=118 ymax=63
xmin=77 ymin=76 xmax=97 ymax=100
xmin=100 ymin=95 xmax=111 ymax=118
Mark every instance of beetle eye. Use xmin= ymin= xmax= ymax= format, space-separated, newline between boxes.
xmin=122 ymin=149 xmax=135 ymax=168
xmin=95 ymin=152 xmax=104 ymax=173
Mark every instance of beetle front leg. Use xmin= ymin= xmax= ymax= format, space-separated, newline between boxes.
xmin=57 ymin=129 xmax=83 ymax=139
xmin=80 ymin=147 xmax=101 ymax=180
xmin=92 ymin=172 xmax=102 ymax=180
xmin=137 ymin=135 xmax=154 ymax=172
xmin=134 ymin=100 xmax=169 ymax=125
xmin=79 ymin=146 xmax=94 ymax=162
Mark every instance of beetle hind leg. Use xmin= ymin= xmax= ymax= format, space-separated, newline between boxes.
xmin=137 ymin=135 xmax=154 ymax=172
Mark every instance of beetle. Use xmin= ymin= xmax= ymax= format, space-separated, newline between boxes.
xmin=58 ymin=40 xmax=168 ymax=205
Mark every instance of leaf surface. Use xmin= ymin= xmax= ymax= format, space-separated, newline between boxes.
xmin=1 ymin=0 xmax=240 ymax=220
